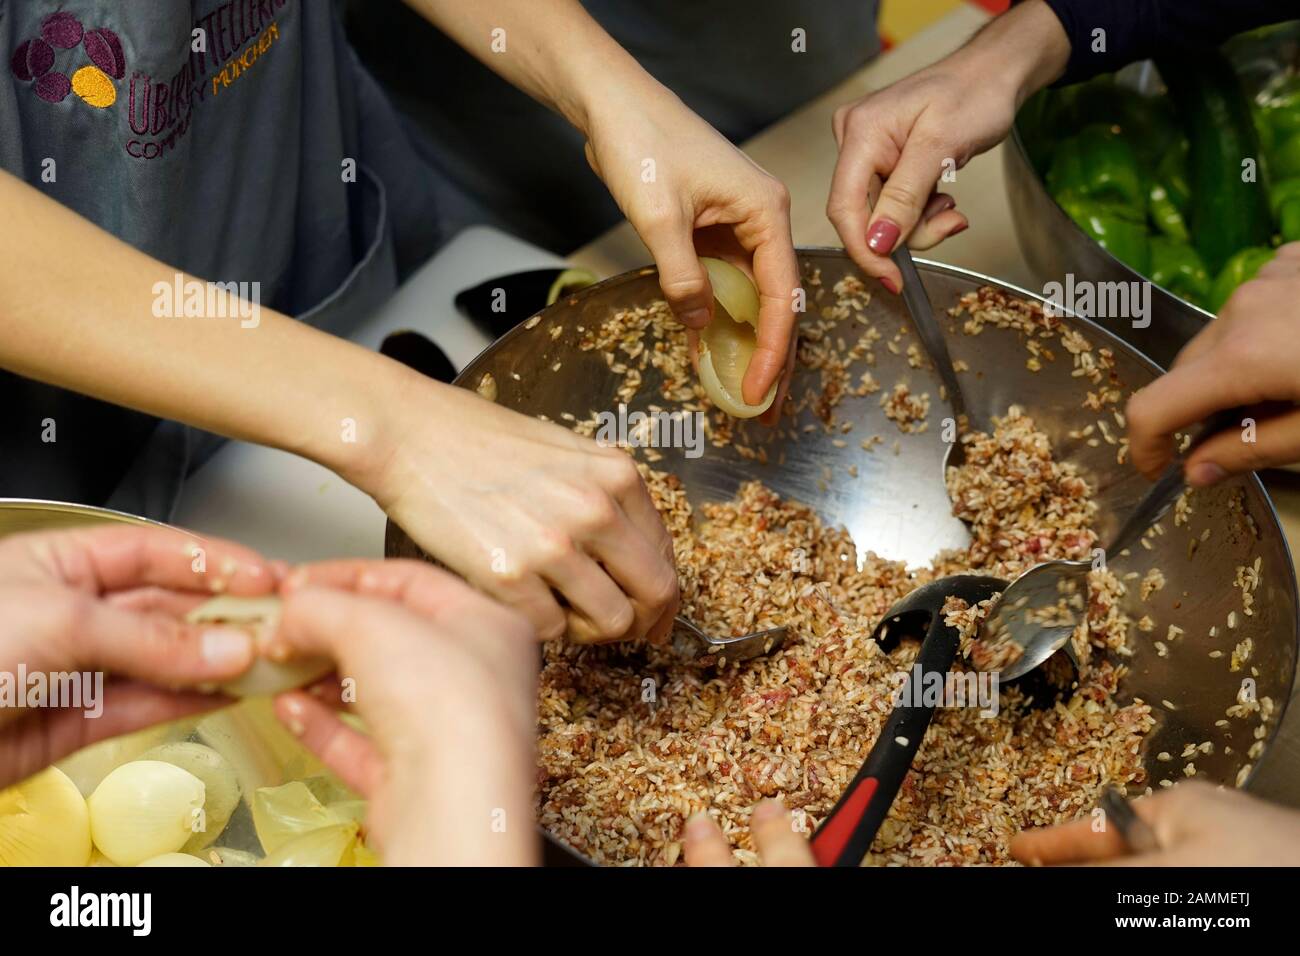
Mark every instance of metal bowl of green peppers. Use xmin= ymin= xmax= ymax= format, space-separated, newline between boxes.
xmin=1005 ymin=22 xmax=1300 ymax=368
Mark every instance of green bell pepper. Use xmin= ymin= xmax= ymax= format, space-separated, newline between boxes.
xmin=1261 ymin=76 xmax=1300 ymax=140
xmin=1049 ymin=125 xmax=1151 ymax=272
xmin=1272 ymin=178 xmax=1300 ymax=243
xmin=1148 ymin=237 xmax=1210 ymax=307
xmin=1148 ymin=140 xmax=1191 ymax=241
xmin=1047 ymin=123 xmax=1148 ymax=212
xmin=1271 ymin=132 xmax=1300 ymax=182
xmin=1208 ymin=246 xmax=1275 ymax=313
xmin=1048 ymin=78 xmax=1179 ymax=169
xmin=1057 ymin=197 xmax=1151 ymax=273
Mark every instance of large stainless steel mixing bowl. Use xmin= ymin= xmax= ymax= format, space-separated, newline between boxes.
xmin=388 ymin=251 xmax=1298 ymax=864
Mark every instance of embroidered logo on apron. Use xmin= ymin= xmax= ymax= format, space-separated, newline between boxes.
xmin=10 ymin=2 xmax=292 ymax=161
xmin=127 ymin=2 xmax=289 ymax=162
xmin=9 ymin=13 xmax=124 ymax=107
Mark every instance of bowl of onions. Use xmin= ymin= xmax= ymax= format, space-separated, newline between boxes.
xmin=0 ymin=499 xmax=375 ymax=868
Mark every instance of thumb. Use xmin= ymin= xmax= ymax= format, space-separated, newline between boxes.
xmin=1184 ymin=407 xmax=1300 ymax=485
xmin=39 ymin=592 xmax=257 ymax=686
xmin=865 ymin=140 xmax=949 ymax=257
xmin=639 ymin=214 xmax=714 ymax=329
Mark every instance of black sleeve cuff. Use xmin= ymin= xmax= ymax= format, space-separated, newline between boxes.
xmin=1040 ymin=0 xmax=1293 ymax=86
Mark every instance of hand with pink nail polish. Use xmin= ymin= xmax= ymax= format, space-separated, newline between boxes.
xmin=826 ymin=1 xmax=1070 ymax=290
xmin=269 ymin=559 xmax=539 ymax=866
xmin=1127 ymin=243 xmax=1300 ymax=484
xmin=0 ymin=524 xmax=278 ymax=789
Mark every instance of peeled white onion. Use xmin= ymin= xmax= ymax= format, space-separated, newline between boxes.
xmin=56 ymin=722 xmax=187 ymax=797
xmin=259 ymin=821 xmax=361 ymax=867
xmin=140 ymin=742 xmax=240 ymax=852
xmin=138 ymin=852 xmax=210 ymax=867
xmin=697 ymin=258 xmax=777 ymax=419
xmin=88 ymin=760 xmax=206 ymax=866
xmin=186 ymin=595 xmax=333 ymax=697
xmin=0 ymin=766 xmax=92 ymax=867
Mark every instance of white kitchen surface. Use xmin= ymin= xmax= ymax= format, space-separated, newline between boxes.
xmin=173 ymin=225 xmax=564 ymax=562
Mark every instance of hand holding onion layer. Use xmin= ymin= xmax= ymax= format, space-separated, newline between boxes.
xmin=696 ymin=258 xmax=779 ymax=419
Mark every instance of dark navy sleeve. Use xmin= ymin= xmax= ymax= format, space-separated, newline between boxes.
xmin=1041 ymin=0 xmax=1295 ymax=84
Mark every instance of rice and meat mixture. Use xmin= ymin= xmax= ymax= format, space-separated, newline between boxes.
xmin=537 ymin=284 xmax=1154 ymax=867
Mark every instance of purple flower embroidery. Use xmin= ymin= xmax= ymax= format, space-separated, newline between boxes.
xmin=83 ymin=27 xmax=125 ymax=80
xmin=10 ymin=37 xmax=54 ymax=82
xmin=41 ymin=12 xmax=84 ymax=50
xmin=35 ymin=71 xmax=72 ymax=103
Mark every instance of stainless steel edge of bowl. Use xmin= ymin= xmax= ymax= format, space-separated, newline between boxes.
xmin=1003 ymin=121 xmax=1212 ymax=370
xmin=385 ymin=252 xmax=1299 ymax=864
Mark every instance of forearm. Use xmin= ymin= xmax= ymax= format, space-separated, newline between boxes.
xmin=958 ymin=1 xmax=1071 ymax=107
xmin=0 ymin=170 xmax=406 ymax=489
xmin=399 ymin=0 xmax=663 ymax=133
xmin=1041 ymin=0 xmax=1292 ymax=85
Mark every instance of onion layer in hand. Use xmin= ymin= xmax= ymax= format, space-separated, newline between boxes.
xmin=185 ymin=595 xmax=333 ymax=697
xmin=697 ymin=258 xmax=777 ymax=419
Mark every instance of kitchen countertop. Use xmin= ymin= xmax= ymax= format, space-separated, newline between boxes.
xmin=571 ymin=4 xmax=1300 ymax=804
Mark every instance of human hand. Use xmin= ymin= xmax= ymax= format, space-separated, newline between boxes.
xmin=1011 ymin=781 xmax=1300 ymax=866
xmin=826 ymin=0 xmax=1069 ymax=291
xmin=582 ymin=82 xmax=800 ymax=423
xmin=366 ymin=375 xmax=678 ymax=645
xmin=683 ymin=800 xmax=816 ymax=867
xmin=0 ymin=525 xmax=277 ymax=788
xmin=271 ymin=559 xmax=540 ymax=866
xmin=1127 ymin=243 xmax=1300 ymax=483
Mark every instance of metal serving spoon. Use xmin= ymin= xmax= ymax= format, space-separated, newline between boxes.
xmin=808 ymin=574 xmax=1080 ymax=867
xmin=891 ymin=247 xmax=977 ymax=473
xmin=984 ymin=407 xmax=1246 ymax=682
xmin=670 ymin=617 xmax=787 ymax=662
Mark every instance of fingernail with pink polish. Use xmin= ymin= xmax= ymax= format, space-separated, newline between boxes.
xmin=947 ymin=220 xmax=969 ymax=238
xmin=680 ymin=308 xmax=711 ymax=328
xmin=866 ymin=219 xmax=900 ymax=254
xmin=881 ymin=275 xmax=900 ymax=295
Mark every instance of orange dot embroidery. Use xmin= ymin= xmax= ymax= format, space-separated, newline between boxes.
xmin=71 ymin=64 xmax=115 ymax=108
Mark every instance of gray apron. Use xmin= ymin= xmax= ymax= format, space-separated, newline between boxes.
xmin=1 ymin=0 xmax=453 ymax=519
